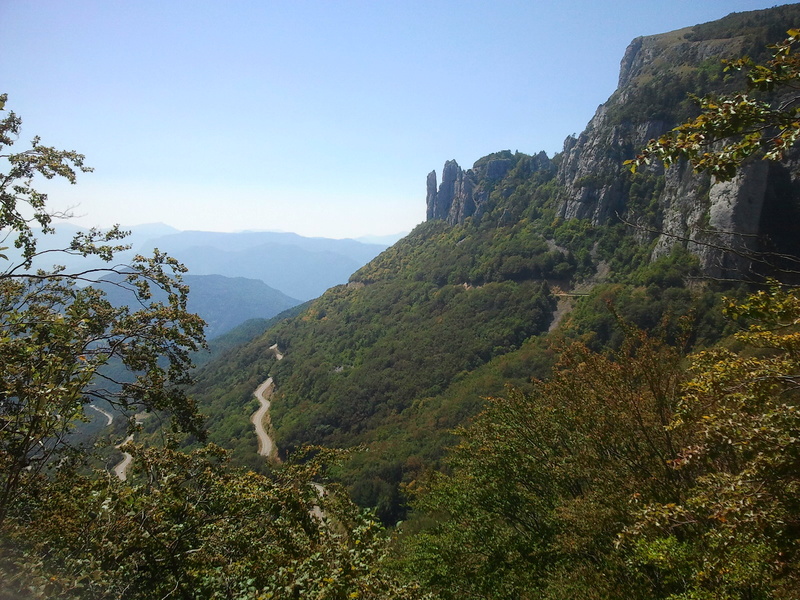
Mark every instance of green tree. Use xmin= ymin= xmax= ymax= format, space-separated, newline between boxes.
xmin=0 ymin=93 xmax=428 ymax=599
xmin=627 ymin=30 xmax=800 ymax=181
xmin=0 ymin=93 xmax=206 ymax=526
xmin=597 ymin=30 xmax=800 ymax=597
xmin=399 ymin=326 xmax=689 ymax=599
xmin=1 ymin=444 xmax=428 ymax=599
xmin=399 ymin=290 xmax=800 ymax=598
xmin=621 ymin=285 xmax=800 ymax=599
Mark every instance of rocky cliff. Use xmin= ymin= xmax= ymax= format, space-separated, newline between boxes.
xmin=426 ymin=151 xmax=553 ymax=225
xmin=427 ymin=4 xmax=800 ymax=280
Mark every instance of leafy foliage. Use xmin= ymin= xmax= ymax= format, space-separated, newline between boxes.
xmin=621 ymin=285 xmax=800 ymax=599
xmin=6 ymin=8 xmax=800 ymax=598
xmin=398 ymin=324 xmax=689 ymax=599
xmin=0 ymin=95 xmax=206 ymax=526
xmin=0 ymin=94 xmax=423 ymax=600
xmin=628 ymin=30 xmax=800 ymax=181
xmin=1 ymin=444 xmax=426 ymax=599
xmin=390 ymin=23 xmax=800 ymax=599
xmin=0 ymin=93 xmax=93 ymax=263
xmin=398 ymin=286 xmax=800 ymax=599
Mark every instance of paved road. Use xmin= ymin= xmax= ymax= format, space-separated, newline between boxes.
xmin=86 ymin=403 xmax=133 ymax=480
xmin=251 ymin=377 xmax=276 ymax=458
xmin=251 ymin=344 xmax=284 ymax=460
xmin=250 ymin=345 xmax=326 ymax=517
xmin=88 ymin=404 xmax=114 ymax=426
xmin=111 ymin=415 xmax=147 ymax=481
xmin=113 ymin=435 xmax=134 ymax=481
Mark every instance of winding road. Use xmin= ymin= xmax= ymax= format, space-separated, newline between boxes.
xmin=87 ymin=403 xmax=133 ymax=480
xmin=113 ymin=435 xmax=135 ymax=481
xmin=251 ymin=378 xmax=277 ymax=458
xmin=93 ymin=341 xmax=287 ymax=481
xmin=250 ymin=344 xmax=284 ymax=461
xmin=249 ymin=344 xmax=326 ymax=519
xmin=86 ymin=403 xmax=137 ymax=481
xmin=88 ymin=404 xmax=114 ymax=426
xmin=112 ymin=414 xmax=147 ymax=481
xmin=100 ymin=342 xmax=286 ymax=480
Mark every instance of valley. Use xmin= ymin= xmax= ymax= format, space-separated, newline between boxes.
xmin=186 ymin=8 xmax=800 ymax=596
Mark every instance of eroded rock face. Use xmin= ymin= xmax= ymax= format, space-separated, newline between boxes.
xmin=701 ymin=161 xmax=770 ymax=277
xmin=558 ymin=20 xmax=800 ymax=278
xmin=425 ymin=6 xmax=800 ymax=280
xmin=648 ymin=160 xmax=767 ymax=277
xmin=552 ymin=16 xmax=800 ymax=279
xmin=425 ymin=160 xmax=480 ymax=225
xmin=426 ymin=153 xmax=554 ymax=226
xmin=554 ymin=32 xmax=742 ymax=228
xmin=425 ymin=171 xmax=438 ymax=221
xmin=485 ymin=158 xmax=513 ymax=180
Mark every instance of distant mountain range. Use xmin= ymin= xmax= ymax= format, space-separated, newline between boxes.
xmin=133 ymin=229 xmax=391 ymax=301
xmin=95 ymin=272 xmax=299 ymax=340
xmin=18 ymin=223 xmax=401 ymax=338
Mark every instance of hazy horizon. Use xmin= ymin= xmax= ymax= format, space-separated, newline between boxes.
xmin=45 ymin=218 xmax=408 ymax=243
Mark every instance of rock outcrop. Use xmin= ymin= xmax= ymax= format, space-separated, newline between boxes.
xmin=427 ymin=152 xmax=553 ymax=225
xmin=426 ymin=4 xmax=800 ymax=280
xmin=426 ymin=160 xmax=476 ymax=224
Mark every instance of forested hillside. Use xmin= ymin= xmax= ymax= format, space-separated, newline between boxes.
xmin=191 ymin=4 xmax=800 ymax=524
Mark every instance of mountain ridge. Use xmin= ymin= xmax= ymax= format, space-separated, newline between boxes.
xmin=22 ymin=223 xmax=389 ymax=303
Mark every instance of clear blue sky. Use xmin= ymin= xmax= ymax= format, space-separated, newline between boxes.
xmin=1 ymin=1 xmax=792 ymax=238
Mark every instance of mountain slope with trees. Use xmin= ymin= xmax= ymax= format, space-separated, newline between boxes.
xmin=192 ymin=4 xmax=800 ymax=525
xmin=397 ymin=18 xmax=800 ymax=599
xmin=0 ymin=93 xmax=420 ymax=599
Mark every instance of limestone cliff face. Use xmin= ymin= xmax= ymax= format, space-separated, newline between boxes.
xmin=556 ymin=29 xmax=747 ymax=228
xmin=554 ymin=6 xmax=800 ymax=278
xmin=426 ymin=152 xmax=552 ymax=225
xmin=426 ymin=5 xmax=800 ymax=279
xmin=426 ymin=160 xmax=478 ymax=225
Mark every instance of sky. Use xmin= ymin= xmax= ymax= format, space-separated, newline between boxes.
xmin=1 ymin=1 xmax=793 ymax=239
